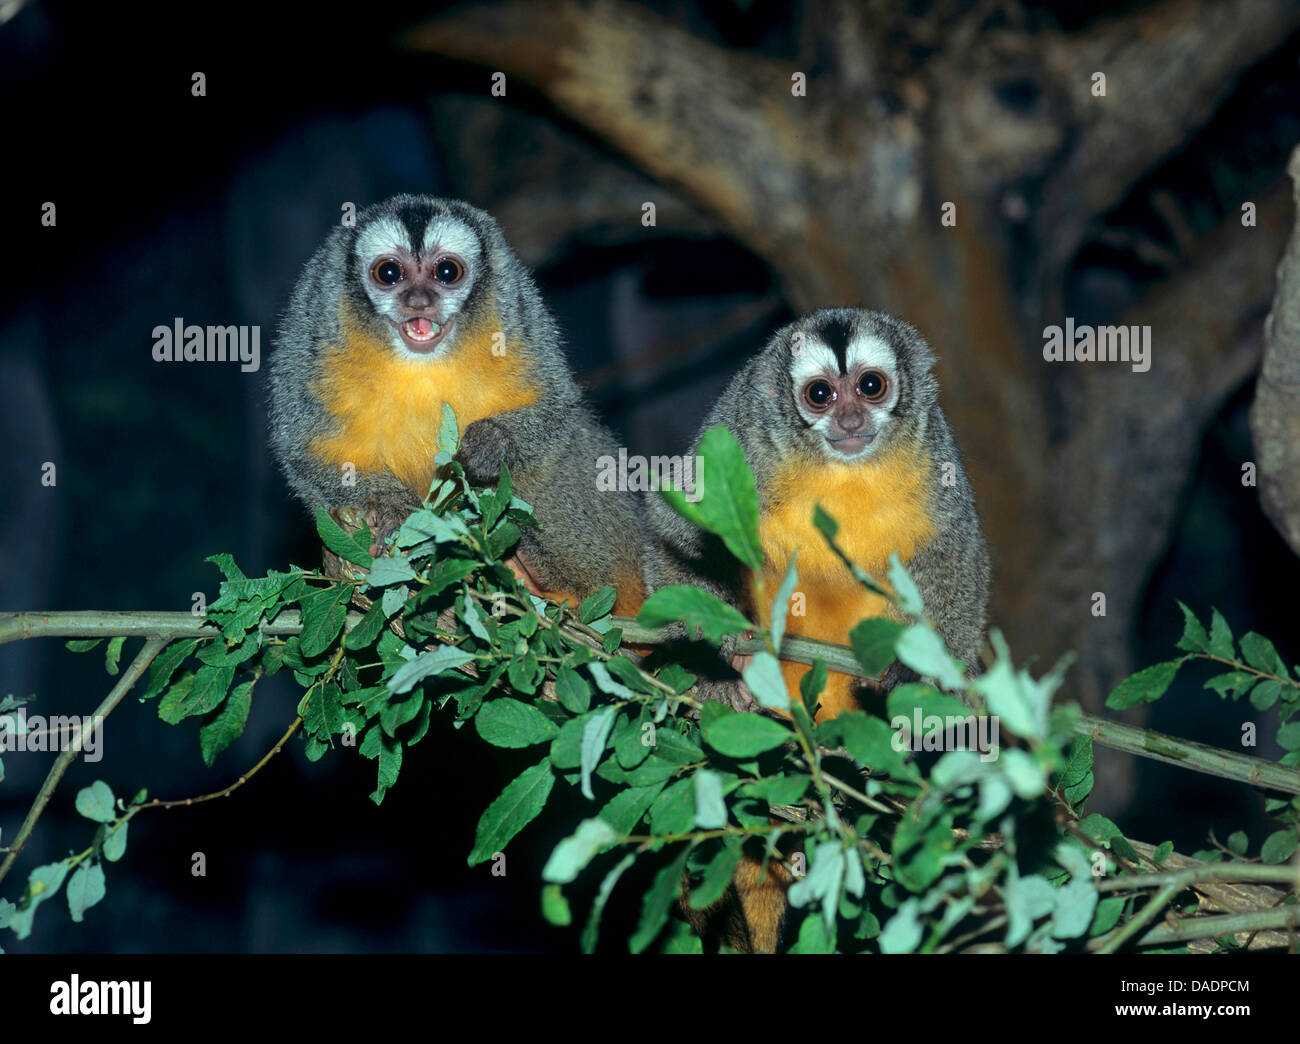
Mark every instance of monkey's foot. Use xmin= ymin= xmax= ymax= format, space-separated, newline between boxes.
xmin=694 ymin=678 xmax=758 ymax=714
xmin=361 ymin=504 xmax=408 ymax=559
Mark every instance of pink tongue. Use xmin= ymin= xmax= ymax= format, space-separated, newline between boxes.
xmin=408 ymin=318 xmax=434 ymax=337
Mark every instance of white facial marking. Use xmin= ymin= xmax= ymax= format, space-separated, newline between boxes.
xmin=421 ymin=216 xmax=482 ymax=267
xmin=846 ymin=334 xmax=896 ymax=375
xmin=789 ymin=340 xmax=839 ymax=389
xmin=356 ymin=218 xmax=410 ymax=267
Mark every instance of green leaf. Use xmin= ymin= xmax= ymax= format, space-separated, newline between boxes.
xmin=1004 ymin=873 xmax=1057 ymax=947
xmin=506 ymin=653 xmax=543 ymax=695
xmin=142 ymin=638 xmax=201 ymax=700
xmin=8 ymin=861 xmax=69 ymax=940
xmin=542 ymin=817 xmax=617 ymax=884
xmin=1277 ymin=721 xmax=1300 ymax=751
xmin=579 ymin=663 xmax=630 ymax=703
xmin=582 ymin=852 xmax=637 ymax=954
xmin=656 ymin=663 xmax=698 ymax=695
xmin=741 ymin=651 xmax=790 ymax=710
xmin=344 ymin=600 xmax=388 ymax=651
xmin=555 ymin=667 xmax=592 ymax=714
xmin=1208 ymin=608 xmax=1235 ymax=660
xmin=630 ymin=846 xmax=694 ymax=953
xmin=879 ymin=899 xmax=923 ymax=954
xmin=468 ymin=759 xmax=555 ymax=866
xmin=849 ymin=617 xmax=903 ymax=678
xmin=1204 ymin=671 xmax=1256 ymax=701
xmin=800 ymin=657 xmax=827 ymax=715
xmin=394 ymin=508 xmax=468 ymax=547
xmin=1089 ymin=896 xmax=1126 ymax=937
xmin=475 ymin=699 xmax=561 ymax=748
xmin=700 ymin=703 xmax=791 ymax=757
xmin=541 ymin=883 xmax=571 ymax=927
xmin=315 ymin=507 xmax=374 ymax=568
xmin=1239 ymin=632 xmax=1288 ymax=677
xmin=380 ymin=690 xmax=425 ymax=738
xmin=387 ymin=646 xmax=475 ymax=695
xmin=159 ymin=664 xmax=234 ymax=724
xmin=1250 ymin=680 xmax=1283 ymax=711
xmin=692 ymin=769 xmax=727 ymax=829
xmin=836 ymin=711 xmax=914 ymax=779
xmin=199 ymin=680 xmax=253 ymax=766
xmin=104 ymin=635 xmax=125 ymax=677
xmin=75 ymin=781 xmax=116 ymax=824
xmin=65 ymin=639 xmax=102 ymax=653
xmin=648 ymin=776 xmax=696 ymax=835
xmin=1260 ymin=829 xmax=1298 ymax=864
xmin=580 ymin=586 xmax=618 ymax=625
xmin=1174 ymin=602 xmax=1210 ymax=653
xmin=1106 ymin=660 xmax=1182 ymax=710
xmin=364 ymin=556 xmax=417 ymax=588
xmin=439 ymin=401 xmax=460 ymax=456
xmin=66 ymin=862 xmax=106 ymax=923
xmin=636 ymin=586 xmax=753 ymax=646
xmin=1226 ymin=830 xmax=1249 ymax=856
xmin=769 ymin=553 xmax=799 ymax=656
xmin=661 ymin=425 xmax=763 ymax=570
xmin=738 ymin=773 xmax=808 ymax=806
xmin=811 ymin=504 xmax=838 ymax=542
xmin=298 ymin=585 xmax=348 ymax=657
xmin=886 ymin=553 xmax=925 ymax=617
xmin=688 ymin=840 xmax=744 ymax=910
xmin=1153 ymin=841 xmax=1174 ymax=864
xmin=598 ymin=782 xmax=666 ymax=835
xmin=580 ymin=706 xmax=619 ymax=799
xmin=102 ymin=821 xmax=129 ymax=863
xmin=896 ymin=624 xmax=966 ymax=691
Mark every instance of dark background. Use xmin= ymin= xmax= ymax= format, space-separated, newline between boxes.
xmin=2 ymin=0 xmax=1298 ymax=952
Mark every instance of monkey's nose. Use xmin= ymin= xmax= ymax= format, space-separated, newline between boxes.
xmin=402 ymin=289 xmax=434 ymax=310
xmin=837 ymin=411 xmax=867 ymax=432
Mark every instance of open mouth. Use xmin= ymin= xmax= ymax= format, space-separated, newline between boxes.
xmin=395 ymin=316 xmax=450 ymax=353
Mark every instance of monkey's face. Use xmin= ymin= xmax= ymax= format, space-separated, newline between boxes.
xmin=786 ymin=318 xmax=903 ymax=462
xmin=353 ymin=212 xmax=484 ymax=359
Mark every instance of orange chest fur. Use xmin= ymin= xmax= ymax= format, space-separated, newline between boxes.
xmin=308 ymin=301 xmax=538 ymax=495
xmin=753 ymin=447 xmax=935 ymax=645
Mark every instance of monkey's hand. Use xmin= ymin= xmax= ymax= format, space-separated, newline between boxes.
xmin=691 ymin=634 xmax=758 ymax=714
xmin=457 ymin=417 xmax=517 ymax=486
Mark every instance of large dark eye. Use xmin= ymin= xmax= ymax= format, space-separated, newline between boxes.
xmin=434 ymin=257 xmax=464 ymax=285
xmin=372 ymin=259 xmax=403 ymax=286
xmin=803 ymin=380 xmax=835 ymax=409
xmin=858 ymin=370 xmax=888 ymax=401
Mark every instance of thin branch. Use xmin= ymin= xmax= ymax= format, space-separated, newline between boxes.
xmin=9 ymin=610 xmax=1299 ymax=794
xmin=1129 ymin=904 xmax=1300 ymax=949
xmin=0 ymin=637 xmax=168 ymax=888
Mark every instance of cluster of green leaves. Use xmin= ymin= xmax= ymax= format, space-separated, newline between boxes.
xmin=1107 ymin=604 xmax=1300 ymax=866
xmin=548 ymin=426 xmax=1113 ymax=952
xmin=0 ymin=780 xmax=143 ymax=947
xmin=9 ymin=410 xmax=1297 ymax=953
